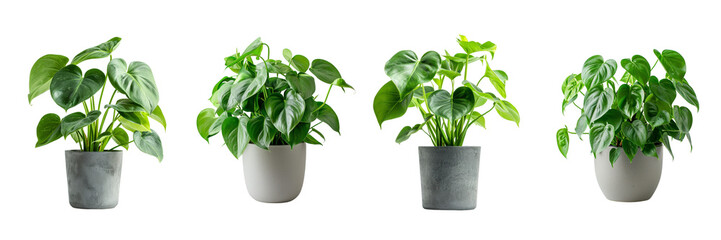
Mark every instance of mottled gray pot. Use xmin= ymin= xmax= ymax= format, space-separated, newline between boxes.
xmin=65 ymin=150 xmax=122 ymax=209
xmin=594 ymin=145 xmax=663 ymax=202
xmin=243 ymin=143 xmax=306 ymax=203
xmin=418 ymin=146 xmax=480 ymax=210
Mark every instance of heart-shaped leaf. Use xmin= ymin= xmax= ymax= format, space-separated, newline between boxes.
xmin=71 ymin=37 xmax=121 ymax=65
xmin=654 ymin=49 xmax=686 ymax=81
xmin=291 ymin=55 xmax=310 ymax=72
xmin=649 ymin=77 xmax=676 ymax=105
xmin=621 ymin=139 xmax=638 ymax=163
xmin=428 ymin=87 xmax=475 ymax=122
xmin=286 ymin=122 xmax=310 ymax=147
xmin=60 ymin=110 xmax=101 ymax=137
xmin=484 ymin=64 xmax=507 ymax=98
xmin=35 ymin=113 xmax=62 ymax=147
xmin=583 ymin=86 xmax=614 ymax=122
xmin=615 ymin=84 xmax=644 ymax=119
xmin=112 ymin=127 xmax=130 ymax=150
xmin=582 ymin=55 xmax=617 ymax=88
xmin=674 ymin=106 xmax=693 ymax=134
xmin=265 ymin=91 xmax=305 ymax=136
xmin=108 ymin=58 xmax=159 ymax=113
xmin=309 ymin=59 xmax=342 ymax=84
xmin=589 ymin=123 xmax=615 ymax=157
xmin=197 ymin=108 xmax=217 ymax=142
xmin=495 ymin=100 xmax=521 ymax=126
xmin=557 ymin=127 xmax=569 ymax=158
xmin=29 ymin=54 xmax=69 ymax=104
xmin=385 ymin=50 xmax=441 ymax=97
xmin=622 ymin=120 xmax=648 ymax=147
xmin=575 ymin=115 xmax=588 ymax=140
xmin=50 ymin=65 xmax=105 ymax=111
xmin=609 ymin=148 xmax=621 ymax=167
xmin=134 ymin=129 xmax=163 ymax=162
xmin=373 ymin=81 xmax=412 ymax=127
xmin=118 ymin=113 xmax=151 ymax=133
xmin=222 ymin=116 xmax=250 ymax=159
xmin=316 ymin=103 xmax=340 ymax=134
xmin=643 ymin=96 xmax=672 ymax=128
xmin=287 ymin=72 xmax=316 ymax=99
xmin=620 ymin=55 xmax=650 ymax=85
xmin=675 ymin=81 xmax=699 ymax=111
xmin=247 ymin=115 xmax=278 ymax=149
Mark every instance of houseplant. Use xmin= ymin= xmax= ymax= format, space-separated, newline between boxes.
xmin=29 ymin=37 xmax=165 ymax=209
xmin=555 ymin=49 xmax=698 ymax=202
xmin=373 ymin=35 xmax=520 ymax=210
xmin=196 ymin=37 xmax=351 ymax=203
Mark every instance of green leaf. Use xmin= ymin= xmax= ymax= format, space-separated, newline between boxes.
xmin=609 ymin=148 xmax=621 ymax=167
xmin=427 ymin=87 xmax=475 ymax=122
xmin=582 ymin=55 xmax=617 ymax=88
xmin=470 ymin=111 xmax=486 ymax=128
xmin=309 ymin=59 xmax=342 ymax=84
xmin=133 ymin=130 xmax=163 ymax=162
xmin=291 ymin=55 xmax=310 ymax=72
xmin=396 ymin=123 xmax=424 ymax=144
xmin=287 ymin=122 xmax=310 ymax=147
xmin=282 ymin=48 xmax=293 ymax=62
xmin=265 ymin=91 xmax=305 ymax=136
xmin=643 ymin=97 xmax=671 ymax=128
xmin=50 ymin=65 xmax=105 ymax=111
xmin=196 ymin=108 xmax=217 ymax=142
xmin=71 ymin=37 xmax=121 ymax=65
xmin=484 ymin=64 xmax=507 ymax=98
xmin=301 ymin=98 xmax=318 ymax=123
xmin=112 ymin=127 xmax=130 ymax=150
xmin=107 ymin=58 xmax=159 ymax=113
xmin=674 ymin=81 xmax=699 ymax=111
xmin=149 ymin=106 xmax=166 ymax=130
xmin=332 ymin=78 xmax=354 ymax=91
xmin=654 ymin=49 xmax=686 ymax=81
xmin=29 ymin=54 xmax=69 ymax=104
xmin=226 ymin=78 xmax=252 ymax=110
xmin=225 ymin=38 xmax=263 ymax=69
xmin=384 ymin=50 xmax=441 ymax=97
xmin=561 ymin=74 xmax=582 ymax=113
xmin=641 ymin=143 xmax=658 ymax=159
xmin=239 ymin=64 xmax=268 ymax=104
xmin=495 ymin=100 xmax=521 ymax=126
xmin=649 ymin=78 xmax=676 ymax=105
xmin=661 ymin=134 xmax=674 ymax=159
xmin=208 ymin=112 xmax=229 ymax=139
xmin=35 ymin=113 xmax=62 ymax=147
xmin=94 ymin=131 xmax=112 ymax=143
xmin=674 ymin=106 xmax=693 ymax=134
xmin=575 ymin=115 xmax=588 ymax=140
xmin=106 ymin=99 xmax=145 ymax=112
xmin=222 ymin=116 xmax=250 ymax=159
xmin=267 ymin=60 xmax=292 ymax=75
xmin=247 ymin=115 xmax=278 ymax=149
xmin=583 ymin=86 xmax=614 ymax=122
xmin=557 ymin=127 xmax=569 ymax=158
xmin=118 ymin=115 xmax=150 ymax=132
xmin=287 ymin=72 xmax=316 ymax=99
xmin=373 ymin=81 xmax=412 ymax=127
xmin=589 ymin=123 xmax=615 ymax=157
xmin=316 ymin=103 xmax=340 ymax=134
xmin=615 ymin=84 xmax=644 ymax=119
xmin=620 ymin=55 xmax=650 ymax=85
xmin=621 ymin=139 xmax=638 ymax=163
xmin=60 ymin=111 xmax=101 ymax=137
xmin=457 ymin=36 xmax=497 ymax=58
xmin=622 ymin=120 xmax=648 ymax=147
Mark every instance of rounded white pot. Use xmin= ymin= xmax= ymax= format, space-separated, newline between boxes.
xmin=243 ymin=143 xmax=306 ymax=203
xmin=594 ymin=145 xmax=663 ymax=202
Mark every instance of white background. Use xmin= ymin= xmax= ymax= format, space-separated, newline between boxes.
xmin=1 ymin=0 xmax=719 ymax=239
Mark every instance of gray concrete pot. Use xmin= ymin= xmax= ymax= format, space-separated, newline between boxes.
xmin=243 ymin=143 xmax=306 ymax=203
xmin=418 ymin=146 xmax=480 ymax=210
xmin=594 ymin=145 xmax=663 ymax=202
xmin=65 ymin=150 xmax=123 ymax=209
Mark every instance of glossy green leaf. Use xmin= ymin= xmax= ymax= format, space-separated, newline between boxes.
xmin=71 ymin=37 xmax=121 ymax=65
xmin=247 ymin=115 xmax=278 ymax=149
xmin=265 ymin=91 xmax=305 ymax=136
xmin=112 ymin=127 xmax=130 ymax=150
xmin=575 ymin=115 xmax=588 ymax=140
xmin=596 ymin=109 xmax=623 ymax=130
xmin=60 ymin=111 xmax=101 ymax=137
xmin=282 ymin=48 xmax=293 ymax=62
xmin=674 ymin=106 xmax=693 ymax=134
xmin=649 ymin=78 xmax=676 ymax=105
xmin=589 ymin=123 xmax=615 ymax=157
xmin=225 ymin=38 xmax=263 ymax=69
xmin=226 ymin=78 xmax=252 ymax=110
xmin=661 ymin=134 xmax=674 ymax=159
xmin=583 ymin=86 xmax=614 ymax=122
xmin=643 ymin=98 xmax=671 ymax=128
xmin=675 ymin=81 xmax=699 ymax=111
xmin=316 ymin=103 xmax=340 ymax=134
xmin=373 ymin=81 xmax=412 ymax=127
xmin=239 ymin=64 xmax=267 ymax=104
xmin=470 ymin=111 xmax=486 ymax=128
xmin=35 ymin=113 xmax=62 ymax=147
xmin=620 ymin=55 xmax=650 ymax=85
xmin=107 ymin=58 xmax=159 ymax=113
xmin=134 ymin=130 xmax=163 ymax=162
xmin=106 ymin=99 xmax=145 ymax=112
xmin=621 ymin=139 xmax=638 ymax=163
xmin=427 ymin=87 xmax=474 ymax=122
xmin=654 ymin=49 xmax=686 ymax=81
xmin=641 ymin=143 xmax=658 ymax=159
xmin=287 ymin=122 xmax=310 ymax=147
xmin=222 ymin=116 xmax=250 ymax=159
xmin=384 ymin=50 xmax=441 ymax=97
xmin=332 ymin=78 xmax=354 ymax=91
xmin=484 ymin=64 xmax=507 ymax=98
xmin=495 ymin=100 xmax=521 ymax=126
xmin=149 ymin=106 xmax=166 ymax=130
xmin=29 ymin=54 xmax=69 ymax=104
xmin=615 ymin=84 xmax=644 ymax=119
xmin=50 ymin=65 xmax=105 ymax=111
xmin=118 ymin=115 xmax=150 ymax=132
xmin=196 ymin=108 xmax=217 ymax=142
xmin=457 ymin=35 xmax=496 ymax=57
xmin=582 ymin=55 xmax=617 ymax=88
xmin=287 ymin=72 xmax=316 ymax=99
xmin=557 ymin=127 xmax=569 ymax=158
xmin=396 ymin=123 xmax=424 ymax=144
xmin=301 ymin=98 xmax=318 ymax=123
xmin=609 ymin=148 xmax=621 ymax=167
xmin=309 ymin=59 xmax=342 ymax=84
xmin=291 ymin=55 xmax=310 ymax=72
xmin=622 ymin=120 xmax=648 ymax=147
xmin=561 ymin=74 xmax=582 ymax=113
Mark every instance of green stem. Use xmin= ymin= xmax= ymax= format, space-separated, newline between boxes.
xmin=650 ymin=59 xmax=659 ymax=71
xmin=314 ymin=84 xmax=334 ymax=112
xmin=98 ymin=90 xmax=117 ymax=136
xmin=480 ymin=103 xmax=496 ymax=116
xmin=109 ymin=140 xmax=134 ymax=151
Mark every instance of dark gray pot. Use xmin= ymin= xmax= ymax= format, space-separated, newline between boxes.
xmin=418 ymin=146 xmax=480 ymax=210
xmin=65 ymin=150 xmax=123 ymax=209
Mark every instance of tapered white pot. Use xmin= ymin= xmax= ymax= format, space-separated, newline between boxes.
xmin=243 ymin=143 xmax=306 ymax=203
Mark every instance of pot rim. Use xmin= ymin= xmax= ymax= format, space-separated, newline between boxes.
xmin=418 ymin=146 xmax=480 ymax=149
xmin=65 ymin=150 xmax=123 ymax=153
xmin=248 ymin=142 xmax=307 ymax=149
xmin=606 ymin=142 xmax=662 ymax=149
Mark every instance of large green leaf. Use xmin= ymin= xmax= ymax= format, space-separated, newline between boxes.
xmin=316 ymin=103 xmax=340 ymax=134
xmin=620 ymin=55 xmax=650 ymax=85
xmin=50 ymin=65 xmax=105 ymax=111
xmin=427 ymin=87 xmax=474 ymax=122
xmin=29 ymin=54 xmax=69 ymax=103
xmin=649 ymin=78 xmax=676 ymax=105
xmin=373 ymin=81 xmax=412 ymax=127
xmin=287 ymin=122 xmax=310 ymax=147
xmin=484 ymin=64 xmax=507 ymax=98
xmin=643 ymin=97 xmax=672 ymax=128
xmin=615 ymin=84 xmax=644 ymax=119
xmin=265 ymin=91 xmax=305 ymax=136
xmin=107 ymin=58 xmax=159 ymax=113
xmin=35 ymin=113 xmax=62 ymax=147
xmin=384 ymin=50 xmax=441 ymax=97
xmin=583 ymin=86 xmax=614 ymax=122
xmin=589 ymin=123 xmax=615 ymax=157
xmin=674 ymin=106 xmax=693 ymax=134
xmin=222 ymin=116 xmax=250 ymax=159
xmin=674 ymin=81 xmax=699 ymax=111
xmin=112 ymin=127 xmax=130 ymax=150
xmin=133 ymin=130 xmax=163 ymax=162
xmin=495 ymin=100 xmax=521 ymax=126
xmin=71 ymin=37 xmax=121 ymax=65
xmin=582 ymin=55 xmax=617 ymax=88
xmin=197 ymin=108 xmax=217 ymax=142
xmin=60 ymin=110 xmax=101 ymax=137
xmin=309 ymin=59 xmax=342 ymax=84
xmin=622 ymin=120 xmax=648 ymax=147
xmin=287 ymin=72 xmax=316 ymax=99
xmin=654 ymin=49 xmax=686 ymax=81
xmin=247 ymin=115 xmax=278 ymax=149
xmin=557 ymin=127 xmax=569 ymax=158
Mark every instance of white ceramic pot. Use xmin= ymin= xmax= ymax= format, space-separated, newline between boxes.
xmin=243 ymin=143 xmax=306 ymax=203
xmin=594 ymin=145 xmax=663 ymax=202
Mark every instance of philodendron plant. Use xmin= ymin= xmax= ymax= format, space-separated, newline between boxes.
xmin=373 ymin=35 xmax=520 ymax=146
xmin=196 ymin=37 xmax=352 ymax=158
xmin=556 ymin=49 xmax=698 ymax=166
xmin=30 ymin=37 xmax=165 ymax=161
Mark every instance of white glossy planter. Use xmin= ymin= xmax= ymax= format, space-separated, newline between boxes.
xmin=594 ymin=145 xmax=663 ymax=202
xmin=243 ymin=143 xmax=306 ymax=203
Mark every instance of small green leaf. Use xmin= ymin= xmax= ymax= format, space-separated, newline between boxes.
xmin=60 ymin=111 xmax=101 ymax=137
xmin=674 ymin=106 xmax=693 ymax=134
xmin=575 ymin=115 xmax=588 ymax=140
xmin=456 ymin=36 xmax=497 ymax=58
xmin=29 ymin=54 xmax=69 ymax=104
xmin=396 ymin=124 xmax=424 ymax=144
xmin=106 ymin=99 xmax=145 ymax=112
xmin=484 ymin=64 xmax=507 ymax=98
xmin=197 ymin=108 xmax=217 ymax=142
xmin=134 ymin=130 xmax=163 ymax=162
xmin=661 ymin=133 xmax=674 ymax=159
xmin=582 ymin=55 xmax=617 ymax=88
xmin=641 ymin=144 xmax=658 ymax=159
xmin=557 ymin=127 xmax=569 ymax=158
xmin=495 ymin=100 xmax=520 ymax=126
xmin=470 ymin=111 xmax=486 ymax=128
xmin=35 ymin=113 xmax=62 ymax=147
xmin=282 ymin=48 xmax=293 ymax=62
xmin=373 ymin=81 xmax=412 ymax=127
xmin=589 ymin=123 xmax=615 ymax=157
xmin=287 ymin=122 xmax=310 ymax=147
xmin=309 ymin=59 xmax=342 ymax=84
xmin=332 ymin=78 xmax=354 ymax=91
xmin=71 ymin=37 xmax=121 ymax=65
xmin=222 ymin=116 xmax=250 ymax=159
xmin=286 ymin=72 xmax=316 ymax=99
xmin=291 ymin=55 xmax=310 ymax=72
xmin=621 ymin=139 xmax=638 ymax=163
xmin=608 ymin=148 xmax=620 ymax=167
xmin=112 ymin=127 xmax=130 ymax=150
xmin=118 ymin=115 xmax=151 ymax=132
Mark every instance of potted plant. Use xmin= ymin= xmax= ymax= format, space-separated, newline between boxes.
xmin=373 ymin=35 xmax=520 ymax=210
xmin=29 ymin=37 xmax=165 ymax=209
xmin=196 ymin=37 xmax=352 ymax=203
xmin=556 ymin=49 xmax=698 ymax=202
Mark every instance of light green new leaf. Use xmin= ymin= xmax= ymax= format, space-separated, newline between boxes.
xmin=150 ymin=106 xmax=166 ymax=130
xmin=134 ymin=130 xmax=163 ymax=162
xmin=106 ymin=99 xmax=145 ymax=112
xmin=457 ymin=35 xmax=497 ymax=58
xmin=29 ymin=54 xmax=69 ymax=103
xmin=196 ymin=108 xmax=217 ymax=142
xmin=470 ymin=111 xmax=486 ymax=128
xmin=282 ymin=48 xmax=293 ymax=62
xmin=118 ymin=114 xmax=151 ymax=133
xmin=495 ymin=100 xmax=520 ymax=126
xmin=484 ymin=64 xmax=507 ymax=98
xmin=35 ymin=113 xmax=63 ymax=147
xmin=60 ymin=110 xmax=101 ymax=137
xmin=50 ymin=65 xmax=105 ymax=111
xmin=332 ymin=78 xmax=354 ymax=92
xmin=427 ymin=87 xmax=475 ymax=122
xmin=373 ymin=81 xmax=412 ymax=127
xmin=384 ymin=50 xmax=441 ymax=97
xmin=556 ymin=127 xmax=569 ymax=158
xmin=107 ymin=58 xmax=159 ymax=113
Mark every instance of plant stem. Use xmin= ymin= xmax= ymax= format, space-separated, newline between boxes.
xmin=315 ymin=84 xmax=334 ymax=112
xmin=650 ymin=59 xmax=659 ymax=71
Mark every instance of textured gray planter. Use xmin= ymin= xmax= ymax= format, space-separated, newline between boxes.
xmin=243 ymin=143 xmax=306 ymax=203
xmin=418 ymin=146 xmax=480 ymax=210
xmin=594 ymin=145 xmax=663 ymax=202
xmin=65 ymin=150 xmax=123 ymax=209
